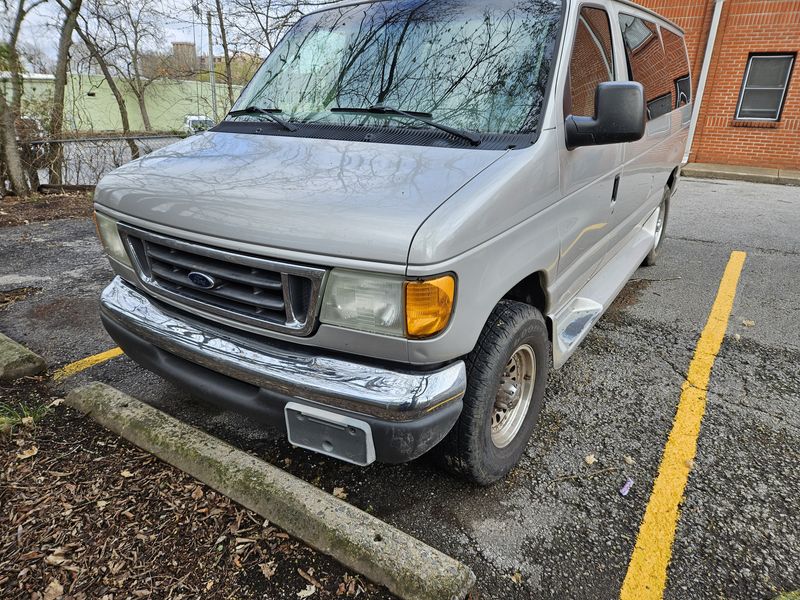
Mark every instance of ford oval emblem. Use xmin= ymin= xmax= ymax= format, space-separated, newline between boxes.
xmin=188 ymin=271 xmax=216 ymax=289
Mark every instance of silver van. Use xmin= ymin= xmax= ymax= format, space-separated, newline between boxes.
xmin=93 ymin=0 xmax=691 ymax=484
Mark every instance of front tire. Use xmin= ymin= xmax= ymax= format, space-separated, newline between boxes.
xmin=435 ymin=300 xmax=549 ymax=485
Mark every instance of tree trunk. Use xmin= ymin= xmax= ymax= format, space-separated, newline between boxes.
xmin=136 ymin=90 xmax=152 ymax=131
xmin=0 ymin=0 xmax=35 ymax=197
xmin=0 ymin=92 xmax=30 ymax=197
xmin=49 ymin=0 xmax=83 ymax=185
xmin=214 ymin=0 xmax=235 ymax=107
xmin=74 ymin=26 xmax=140 ymax=159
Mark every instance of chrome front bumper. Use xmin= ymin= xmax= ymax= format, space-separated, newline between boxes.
xmin=100 ymin=277 xmax=466 ymax=422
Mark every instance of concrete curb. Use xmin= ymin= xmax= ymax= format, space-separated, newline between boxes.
xmin=682 ymin=163 xmax=800 ymax=186
xmin=0 ymin=332 xmax=47 ymax=381
xmin=66 ymin=382 xmax=476 ymax=600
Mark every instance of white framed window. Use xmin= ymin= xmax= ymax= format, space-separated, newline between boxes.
xmin=736 ymin=54 xmax=795 ymax=121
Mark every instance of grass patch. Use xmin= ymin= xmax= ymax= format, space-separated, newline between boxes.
xmin=0 ymin=399 xmax=54 ymax=433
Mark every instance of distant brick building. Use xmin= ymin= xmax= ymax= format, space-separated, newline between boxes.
xmin=640 ymin=0 xmax=799 ymax=170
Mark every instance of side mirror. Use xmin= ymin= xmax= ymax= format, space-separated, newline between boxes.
xmin=565 ymin=81 xmax=646 ymax=150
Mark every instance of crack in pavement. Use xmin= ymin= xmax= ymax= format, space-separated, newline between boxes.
xmin=668 ymin=235 xmax=800 ymax=256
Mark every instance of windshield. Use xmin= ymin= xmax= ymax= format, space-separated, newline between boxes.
xmin=232 ymin=0 xmax=562 ymax=137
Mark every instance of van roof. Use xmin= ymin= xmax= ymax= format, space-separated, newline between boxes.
xmin=302 ymin=0 xmax=685 ymax=35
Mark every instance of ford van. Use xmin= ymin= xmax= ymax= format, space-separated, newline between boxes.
xmin=93 ymin=0 xmax=691 ymax=483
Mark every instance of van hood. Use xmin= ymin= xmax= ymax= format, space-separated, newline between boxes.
xmin=95 ymin=132 xmax=507 ymax=264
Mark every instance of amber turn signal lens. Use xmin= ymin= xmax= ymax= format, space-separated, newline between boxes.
xmin=405 ymin=275 xmax=455 ymax=338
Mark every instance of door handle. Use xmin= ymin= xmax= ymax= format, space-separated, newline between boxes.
xmin=611 ymin=174 xmax=621 ymax=206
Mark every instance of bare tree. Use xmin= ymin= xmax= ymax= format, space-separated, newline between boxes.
xmin=214 ymin=0 xmax=234 ymax=106
xmin=49 ymin=0 xmax=82 ymax=184
xmin=1 ymin=0 xmax=46 ymax=198
xmin=18 ymin=40 xmax=55 ymax=73
xmin=84 ymin=0 xmax=164 ymax=131
xmin=71 ymin=5 xmax=140 ymax=158
xmin=225 ymin=0 xmax=336 ymax=57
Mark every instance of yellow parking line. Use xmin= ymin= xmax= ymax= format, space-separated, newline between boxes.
xmin=52 ymin=347 xmax=124 ymax=381
xmin=620 ymin=250 xmax=747 ymax=600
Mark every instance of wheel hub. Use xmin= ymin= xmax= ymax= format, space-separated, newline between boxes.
xmin=491 ymin=344 xmax=536 ymax=448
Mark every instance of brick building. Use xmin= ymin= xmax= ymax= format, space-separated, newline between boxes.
xmin=640 ymin=0 xmax=799 ymax=170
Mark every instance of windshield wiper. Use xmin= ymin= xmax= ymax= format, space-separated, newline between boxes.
xmin=227 ymin=106 xmax=298 ymax=132
xmin=331 ymin=105 xmax=481 ymax=146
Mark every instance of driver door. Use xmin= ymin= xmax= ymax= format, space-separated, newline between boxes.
xmin=555 ymin=3 xmax=622 ymax=307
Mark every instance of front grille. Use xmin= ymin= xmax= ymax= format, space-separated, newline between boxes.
xmin=118 ymin=224 xmax=326 ymax=336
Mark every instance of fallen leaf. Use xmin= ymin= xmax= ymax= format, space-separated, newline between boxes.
xmin=16 ymin=446 xmax=38 ymax=460
xmin=333 ymin=487 xmax=348 ymax=499
xmin=259 ymin=561 xmax=276 ymax=579
xmin=191 ymin=486 xmax=204 ymax=500
xmin=510 ymin=571 xmax=523 ymax=585
xmin=584 ymin=454 xmax=597 ymax=466
xmin=298 ymin=567 xmax=322 ymax=588
xmin=49 ymin=398 xmax=65 ymax=407
xmin=96 ymin=500 xmax=108 ymax=509
xmin=206 ymin=580 xmax=214 ymax=591
xmin=45 ymin=548 xmax=70 ymax=566
xmin=43 ymin=579 xmax=64 ymax=600
xmin=742 ymin=319 xmax=755 ymax=327
xmin=623 ymin=455 xmax=635 ymax=465
xmin=120 ymin=469 xmax=134 ymax=478
xmin=297 ymin=584 xmax=316 ymax=598
xmin=21 ymin=416 xmax=34 ymax=427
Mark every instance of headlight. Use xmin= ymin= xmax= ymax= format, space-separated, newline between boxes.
xmin=320 ymin=269 xmax=405 ymax=336
xmin=94 ymin=211 xmax=132 ymax=268
xmin=320 ymin=269 xmax=455 ymax=338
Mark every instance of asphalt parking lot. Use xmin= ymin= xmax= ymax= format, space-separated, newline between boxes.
xmin=1 ymin=177 xmax=798 ymax=599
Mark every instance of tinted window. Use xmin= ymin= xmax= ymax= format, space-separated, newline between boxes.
xmin=619 ymin=14 xmax=671 ymax=119
xmin=233 ymin=0 xmax=563 ymax=136
xmin=737 ymin=54 xmax=795 ymax=120
xmin=661 ymin=28 xmax=691 ymax=108
xmin=568 ymin=6 xmax=615 ymax=117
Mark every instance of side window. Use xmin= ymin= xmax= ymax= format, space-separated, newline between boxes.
xmin=618 ymin=14 xmax=671 ymax=119
xmin=661 ymin=28 xmax=691 ymax=108
xmin=567 ymin=6 xmax=615 ymax=117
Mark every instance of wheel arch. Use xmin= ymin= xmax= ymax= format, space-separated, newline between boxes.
xmin=501 ymin=271 xmax=552 ymax=339
xmin=666 ymin=166 xmax=680 ymax=193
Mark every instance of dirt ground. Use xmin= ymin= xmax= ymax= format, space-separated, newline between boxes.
xmin=0 ymin=378 xmax=396 ymax=600
xmin=0 ymin=192 xmax=93 ymax=228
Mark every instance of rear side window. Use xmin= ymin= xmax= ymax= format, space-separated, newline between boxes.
xmin=567 ymin=6 xmax=615 ymax=117
xmin=661 ymin=28 xmax=691 ymax=108
xmin=618 ymin=14 xmax=671 ymax=120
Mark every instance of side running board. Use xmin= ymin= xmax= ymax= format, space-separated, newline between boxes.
xmin=550 ymin=213 xmax=658 ymax=369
